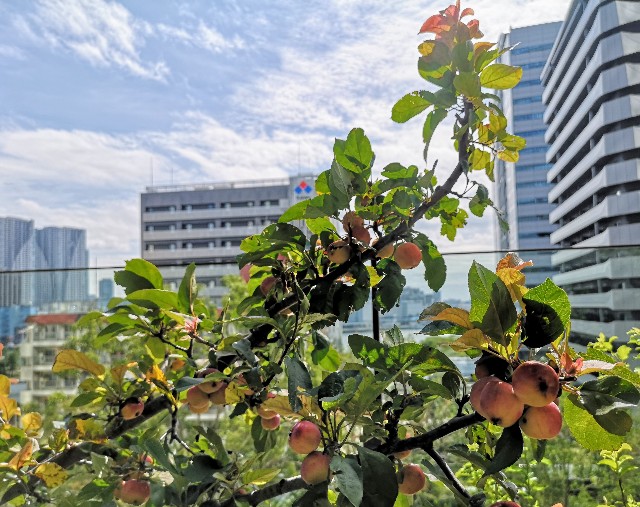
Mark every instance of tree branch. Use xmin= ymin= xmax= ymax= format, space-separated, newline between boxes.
xmin=219 ymin=477 xmax=307 ymax=507
xmin=425 ymin=445 xmax=471 ymax=500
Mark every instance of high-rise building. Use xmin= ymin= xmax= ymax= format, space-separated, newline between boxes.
xmin=0 ymin=217 xmax=35 ymax=306
xmin=494 ymin=22 xmax=562 ymax=286
xmin=542 ymin=0 xmax=640 ymax=340
xmin=140 ymin=176 xmax=316 ymax=304
xmin=34 ymin=227 xmax=89 ymax=305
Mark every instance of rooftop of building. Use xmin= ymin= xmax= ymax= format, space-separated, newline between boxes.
xmin=25 ymin=314 xmax=81 ymax=326
xmin=144 ymin=176 xmax=313 ymax=194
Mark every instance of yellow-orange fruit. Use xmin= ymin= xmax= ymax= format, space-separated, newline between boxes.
xmin=512 ymin=361 xmax=560 ymax=407
xmin=342 ymin=211 xmax=364 ymax=232
xmin=394 ymin=242 xmax=422 ymax=269
xmin=520 ymin=403 xmax=562 ymax=440
xmin=326 ymin=240 xmax=351 ymax=264
xmin=300 ymin=452 xmax=331 ymax=485
xmin=398 ymin=464 xmax=427 ymax=495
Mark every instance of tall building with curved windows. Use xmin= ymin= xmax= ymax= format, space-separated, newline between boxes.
xmin=494 ymin=22 xmax=562 ymax=286
xmin=542 ymin=0 xmax=640 ymax=340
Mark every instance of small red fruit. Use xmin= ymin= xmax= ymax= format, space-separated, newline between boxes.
xmin=114 ymin=479 xmax=151 ymax=505
xmin=520 ymin=403 xmax=563 ymax=440
xmin=342 ymin=211 xmax=364 ymax=232
xmin=300 ymin=451 xmax=331 ymax=485
xmin=512 ymin=361 xmax=560 ymax=407
xmin=289 ymin=420 xmax=322 ymax=454
xmin=489 ymin=502 xmax=521 ymax=507
xmin=260 ymin=414 xmax=281 ymax=431
xmin=326 ymin=240 xmax=351 ymax=264
xmin=398 ymin=464 xmax=427 ymax=495
xmin=394 ymin=242 xmax=422 ymax=269
xmin=121 ymin=399 xmax=144 ymax=420
xmin=259 ymin=276 xmax=277 ymax=296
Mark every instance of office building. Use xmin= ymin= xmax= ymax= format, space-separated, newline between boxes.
xmin=542 ymin=0 xmax=640 ymax=340
xmin=0 ymin=217 xmax=35 ymax=306
xmin=494 ymin=22 xmax=562 ymax=286
xmin=140 ymin=176 xmax=316 ymax=304
xmin=19 ymin=313 xmax=82 ymax=405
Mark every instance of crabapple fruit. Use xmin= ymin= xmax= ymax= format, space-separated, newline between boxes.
xmin=300 ymin=451 xmax=331 ymax=485
xmin=512 ymin=361 xmax=560 ymax=407
xmin=398 ymin=464 xmax=427 ymax=495
xmin=114 ymin=479 xmax=151 ymax=505
xmin=260 ymin=414 xmax=281 ymax=431
xmin=372 ymin=239 xmax=394 ymax=259
xmin=326 ymin=240 xmax=351 ymax=264
xmin=394 ymin=242 xmax=422 ymax=269
xmin=520 ymin=403 xmax=563 ymax=440
xmin=186 ymin=386 xmax=210 ymax=410
xmin=120 ymin=399 xmax=144 ymax=420
xmin=289 ymin=420 xmax=322 ymax=454
xmin=489 ymin=502 xmax=521 ymax=507
xmin=478 ymin=380 xmax=524 ymax=427
xmin=259 ymin=276 xmax=277 ymax=296
xmin=350 ymin=225 xmax=371 ymax=246
xmin=208 ymin=383 xmax=228 ymax=405
xmin=469 ymin=376 xmax=500 ymax=414
xmin=196 ymin=368 xmax=225 ymax=394
xmin=342 ymin=211 xmax=364 ymax=232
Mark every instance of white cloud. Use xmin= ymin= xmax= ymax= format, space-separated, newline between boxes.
xmin=17 ymin=0 xmax=168 ymax=80
xmin=0 ymin=44 xmax=25 ymax=60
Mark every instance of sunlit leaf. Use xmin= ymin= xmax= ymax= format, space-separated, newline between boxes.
xmin=35 ymin=463 xmax=68 ymax=488
xmin=432 ymin=308 xmax=472 ymax=328
xmin=480 ymin=64 xmax=523 ymax=89
xmin=450 ymin=329 xmax=487 ymax=352
xmin=52 ymin=350 xmax=105 ymax=377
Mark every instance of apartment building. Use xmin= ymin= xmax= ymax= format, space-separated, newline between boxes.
xmin=494 ymin=22 xmax=562 ymax=286
xmin=542 ymin=0 xmax=640 ymax=340
xmin=140 ymin=176 xmax=316 ymax=304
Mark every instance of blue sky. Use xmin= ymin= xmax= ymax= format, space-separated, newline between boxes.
xmin=0 ymin=0 xmax=570 ymax=267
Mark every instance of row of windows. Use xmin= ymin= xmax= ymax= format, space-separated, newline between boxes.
xmin=145 ymin=199 xmax=281 ymax=213
xmin=516 ymin=180 xmax=550 ymax=188
xmin=519 ymin=232 xmax=550 ymax=239
xmin=518 ymin=163 xmax=552 ymax=171
xmin=517 ymin=79 xmax=542 ymax=87
xmin=517 ymin=197 xmax=548 ymax=205
xmin=511 ymin=43 xmax=554 ymax=55
xmin=519 ymin=146 xmax=548 ymax=154
xmin=145 ymin=219 xmax=275 ymax=231
xmin=145 ymin=240 xmax=242 ymax=251
xmin=515 ymin=129 xmax=546 ymax=138
xmin=519 ymin=61 xmax=546 ymax=70
xmin=513 ymin=95 xmax=542 ymax=105
xmin=518 ymin=215 xmax=549 ymax=222
xmin=514 ymin=112 xmax=544 ymax=121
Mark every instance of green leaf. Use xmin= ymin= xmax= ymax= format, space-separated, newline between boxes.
xmin=374 ymin=260 xmax=406 ymax=314
xmin=414 ymin=233 xmax=446 ymax=292
xmin=177 ymin=263 xmax=197 ymax=314
xmin=500 ymin=134 xmax=526 ymax=151
xmin=358 ymin=446 xmax=398 ymax=506
xmin=242 ymin=468 xmax=281 ymax=486
xmin=127 ymin=289 xmax=179 ymax=310
xmin=232 ymin=338 xmax=258 ymax=367
xmin=141 ymin=438 xmax=181 ymax=476
xmin=522 ymin=279 xmax=571 ymax=348
xmin=343 ymin=128 xmax=373 ymax=171
xmin=580 ymin=376 xmax=640 ymax=416
xmin=469 ymin=149 xmax=491 ymax=171
xmin=115 ymin=258 xmax=164 ymax=293
xmin=279 ymin=199 xmax=309 ymax=222
xmin=70 ymin=392 xmax=103 ymax=408
xmin=185 ymin=455 xmax=223 ymax=482
xmin=468 ymin=262 xmax=516 ymax=345
xmin=422 ymin=108 xmax=448 ymax=160
xmin=484 ymin=424 xmax=523 ymax=476
xmin=306 ymin=217 xmax=337 ymax=235
xmin=565 ymin=394 xmax=625 ymax=450
xmin=480 ymin=64 xmax=523 ymax=90
xmin=469 ymin=184 xmax=491 ymax=217
xmin=285 ymin=356 xmax=313 ymax=412
xmin=331 ymin=456 xmax=363 ymax=507
xmin=392 ymin=92 xmax=431 ymax=123
xmin=250 ymin=414 xmax=277 ymax=453
xmin=453 ymin=71 xmax=481 ymax=97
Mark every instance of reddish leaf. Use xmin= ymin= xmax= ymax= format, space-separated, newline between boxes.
xmin=467 ymin=19 xmax=483 ymax=39
xmin=460 ymin=7 xmax=474 ymax=17
xmin=444 ymin=3 xmax=460 ymax=21
xmin=419 ymin=14 xmax=450 ymax=34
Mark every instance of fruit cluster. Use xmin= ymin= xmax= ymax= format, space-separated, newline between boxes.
xmin=288 ymin=421 xmax=329 ymax=485
xmin=325 ymin=212 xmax=423 ymax=269
xmin=185 ymin=368 xmax=228 ymax=414
xmin=471 ymin=360 xmax=563 ymax=439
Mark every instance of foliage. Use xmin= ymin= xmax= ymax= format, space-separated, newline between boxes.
xmin=0 ymin=2 xmax=638 ymax=507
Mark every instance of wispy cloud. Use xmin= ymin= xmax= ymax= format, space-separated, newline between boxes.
xmin=0 ymin=44 xmax=25 ymax=60
xmin=156 ymin=21 xmax=245 ymax=54
xmin=15 ymin=0 xmax=168 ymax=80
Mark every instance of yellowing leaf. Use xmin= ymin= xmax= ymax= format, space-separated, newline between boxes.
xmin=366 ymin=266 xmax=384 ymax=287
xmin=450 ymin=329 xmax=487 ymax=352
xmin=111 ymin=362 xmax=137 ymax=386
xmin=496 ymin=252 xmax=534 ymax=271
xmin=497 ymin=267 xmax=529 ymax=303
xmin=480 ymin=63 xmax=522 ymax=89
xmin=8 ymin=440 xmax=34 ymax=470
xmin=21 ymin=412 xmax=43 ymax=437
xmin=52 ymin=350 xmax=105 ymax=377
xmin=497 ymin=149 xmax=519 ymax=163
xmin=146 ymin=364 xmax=168 ymax=388
xmin=35 ymin=463 xmax=68 ymax=488
xmin=69 ymin=418 xmax=105 ymax=442
xmin=0 ymin=375 xmax=10 ymax=396
xmin=432 ymin=308 xmax=472 ymax=329
xmin=418 ymin=40 xmax=437 ymax=56
xmin=0 ymin=394 xmax=20 ymax=420
xmin=261 ymin=394 xmax=322 ymax=420
xmin=489 ymin=113 xmax=507 ymax=133
xmin=242 ymin=467 xmax=281 ymax=486
xmin=225 ymin=382 xmax=244 ymax=405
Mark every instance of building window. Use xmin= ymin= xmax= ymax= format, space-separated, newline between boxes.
xmin=513 ymin=96 xmax=542 ymax=105
xmin=519 ymin=146 xmax=547 ymax=154
xmin=514 ymin=112 xmax=544 ymax=121
xmin=517 ymin=79 xmax=542 ymax=87
xmin=517 ymin=163 xmax=552 ymax=171
xmin=516 ymin=181 xmax=549 ymax=188
xmin=519 ymin=61 xmax=546 ymax=69
xmin=517 ymin=197 xmax=548 ymax=205
xmin=515 ymin=129 xmax=546 ymax=137
xmin=511 ymin=43 xmax=553 ymax=55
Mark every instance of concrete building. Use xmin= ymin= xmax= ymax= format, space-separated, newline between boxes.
xmin=140 ymin=176 xmax=316 ymax=304
xmin=19 ymin=313 xmax=81 ymax=405
xmin=0 ymin=217 xmax=35 ymax=306
xmin=494 ymin=22 xmax=562 ymax=286
xmin=542 ymin=0 xmax=640 ymax=340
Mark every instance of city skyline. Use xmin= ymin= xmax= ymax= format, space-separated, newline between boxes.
xmin=0 ymin=0 xmax=572 ymax=267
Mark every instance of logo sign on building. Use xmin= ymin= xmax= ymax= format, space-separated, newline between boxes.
xmin=290 ymin=177 xmax=316 ymax=202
